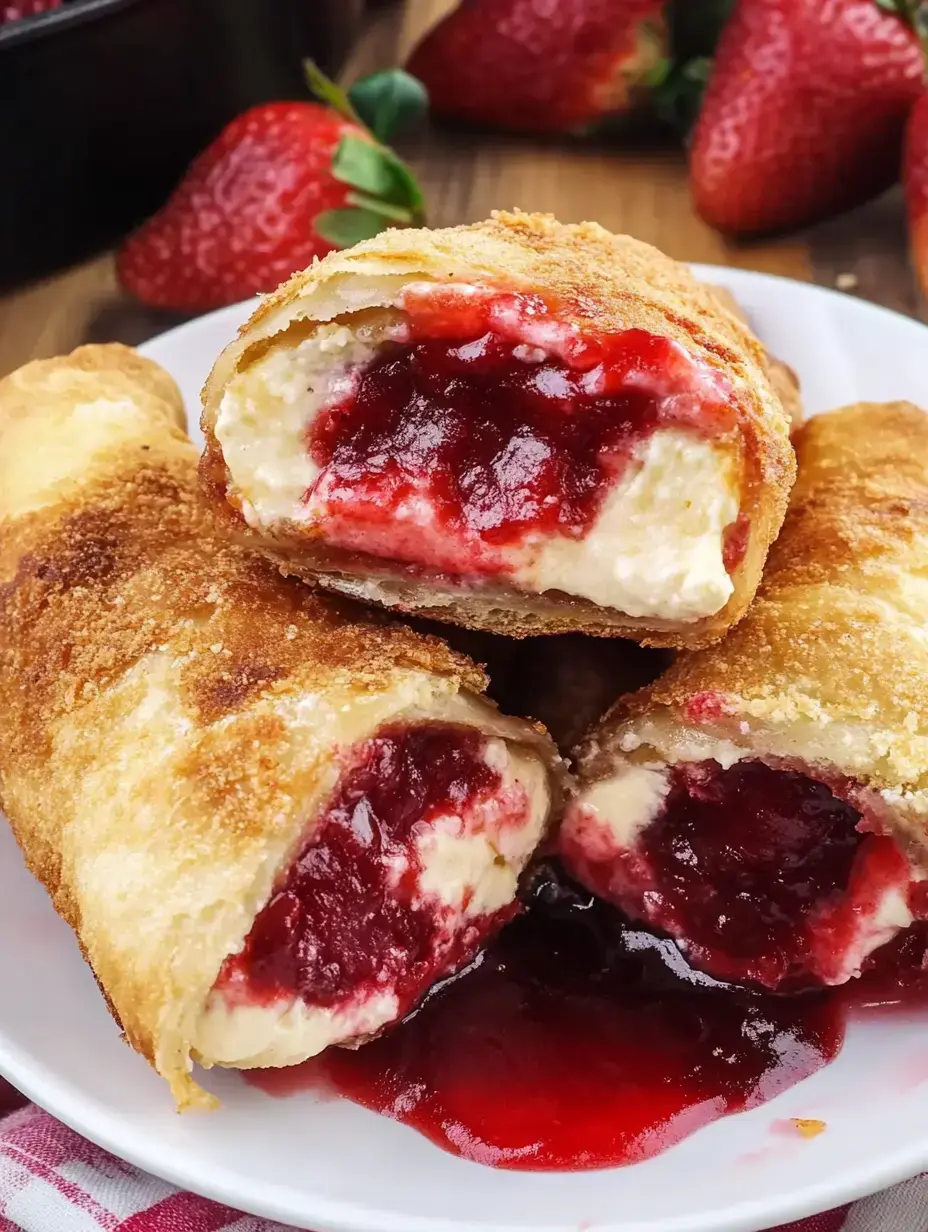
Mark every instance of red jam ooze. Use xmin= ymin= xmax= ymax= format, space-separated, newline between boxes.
xmin=563 ymin=760 xmax=916 ymax=992
xmin=215 ymin=722 xmax=528 ymax=1023
xmin=306 ymin=288 xmax=742 ymax=578
xmin=248 ymin=867 xmax=844 ymax=1170
xmin=243 ymin=752 xmax=928 ymax=1173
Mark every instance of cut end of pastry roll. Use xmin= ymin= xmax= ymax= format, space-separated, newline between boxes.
xmin=192 ymin=706 xmax=551 ymax=1070
xmin=562 ymin=752 xmax=923 ymax=992
xmin=562 ymin=402 xmax=928 ymax=991
xmin=200 ymin=210 xmax=794 ymax=645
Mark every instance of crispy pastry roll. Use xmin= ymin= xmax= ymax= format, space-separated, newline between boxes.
xmin=562 ymin=403 xmax=928 ymax=991
xmin=200 ymin=210 xmax=794 ymax=646
xmin=0 ymin=345 xmax=561 ymax=1108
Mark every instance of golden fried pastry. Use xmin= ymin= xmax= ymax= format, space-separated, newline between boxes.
xmin=707 ymin=283 xmax=803 ymax=431
xmin=201 ymin=210 xmax=795 ymax=647
xmin=0 ymin=345 xmax=562 ymax=1108
xmin=562 ymin=403 xmax=928 ymax=990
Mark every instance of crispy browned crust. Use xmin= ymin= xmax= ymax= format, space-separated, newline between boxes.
xmin=200 ymin=210 xmax=795 ymax=648
xmin=0 ymin=344 xmax=561 ymax=1108
xmin=576 ymin=402 xmax=928 ymax=811
xmin=706 ymin=283 xmax=803 ymax=431
xmin=767 ymin=358 xmax=804 ymax=432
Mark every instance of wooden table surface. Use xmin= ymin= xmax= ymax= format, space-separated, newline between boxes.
xmin=1 ymin=0 xmax=924 ymax=379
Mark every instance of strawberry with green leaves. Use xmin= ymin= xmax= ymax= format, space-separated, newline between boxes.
xmin=406 ymin=0 xmax=667 ymax=136
xmin=117 ymin=65 xmax=427 ymax=312
xmin=688 ymin=0 xmax=927 ymax=237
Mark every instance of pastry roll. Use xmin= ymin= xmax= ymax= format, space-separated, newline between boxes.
xmin=562 ymin=402 xmax=928 ymax=991
xmin=0 ymin=345 xmax=561 ymax=1108
xmin=200 ymin=210 xmax=795 ymax=646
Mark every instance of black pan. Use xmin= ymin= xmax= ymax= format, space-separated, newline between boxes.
xmin=0 ymin=0 xmax=360 ymax=289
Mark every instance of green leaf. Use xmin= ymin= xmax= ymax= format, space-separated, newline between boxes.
xmin=331 ymin=134 xmax=399 ymax=197
xmin=315 ymin=207 xmax=390 ymax=248
xmin=348 ymin=69 xmax=429 ymax=143
xmin=304 ymin=59 xmax=363 ymax=126
xmin=643 ymin=56 xmax=673 ymax=90
xmin=379 ymin=148 xmax=426 ymax=216
xmin=657 ymin=0 xmax=732 ymax=136
xmin=331 ymin=135 xmax=425 ymax=217
xmin=683 ymin=56 xmax=713 ymax=85
xmin=344 ymin=191 xmax=414 ymax=223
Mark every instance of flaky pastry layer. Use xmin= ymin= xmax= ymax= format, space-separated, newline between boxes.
xmin=200 ymin=210 xmax=795 ymax=647
xmin=0 ymin=344 xmax=561 ymax=1108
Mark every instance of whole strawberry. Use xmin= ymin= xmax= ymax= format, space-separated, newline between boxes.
xmin=690 ymin=0 xmax=927 ymax=236
xmin=1 ymin=0 xmax=62 ymax=22
xmin=904 ymin=91 xmax=928 ymax=293
xmin=117 ymin=66 xmax=427 ymax=312
xmin=406 ymin=0 xmax=667 ymax=135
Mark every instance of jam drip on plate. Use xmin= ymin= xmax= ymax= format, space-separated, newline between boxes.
xmin=307 ymin=289 xmax=739 ymax=577
xmin=248 ymin=867 xmax=842 ymax=1170
xmin=215 ymin=723 xmax=521 ymax=1018
xmin=565 ymin=760 xmax=914 ymax=991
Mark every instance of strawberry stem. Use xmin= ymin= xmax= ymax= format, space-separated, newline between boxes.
xmin=305 ymin=59 xmax=429 ymax=248
xmin=304 ymin=60 xmax=364 ymax=127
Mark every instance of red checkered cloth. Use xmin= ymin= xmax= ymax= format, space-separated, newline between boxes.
xmin=0 ymin=1083 xmax=919 ymax=1232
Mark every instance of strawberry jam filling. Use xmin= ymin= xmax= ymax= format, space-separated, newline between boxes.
xmin=305 ymin=287 xmax=741 ymax=580
xmin=214 ymin=722 xmax=535 ymax=1027
xmin=561 ymin=760 xmax=919 ymax=992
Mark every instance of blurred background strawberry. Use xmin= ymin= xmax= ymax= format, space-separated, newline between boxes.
xmin=689 ymin=0 xmax=927 ymax=236
xmin=406 ymin=0 xmax=668 ymax=135
xmin=105 ymin=0 xmax=928 ymax=313
xmin=1 ymin=0 xmax=61 ymax=22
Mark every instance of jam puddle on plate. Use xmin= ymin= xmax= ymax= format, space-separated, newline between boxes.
xmin=247 ymin=867 xmax=845 ymax=1170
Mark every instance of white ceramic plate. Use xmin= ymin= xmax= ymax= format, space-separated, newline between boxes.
xmin=3 ymin=267 xmax=928 ymax=1232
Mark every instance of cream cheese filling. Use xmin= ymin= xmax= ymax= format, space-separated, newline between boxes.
xmin=192 ymin=728 xmax=550 ymax=1070
xmin=214 ymin=309 xmax=741 ymax=622
xmin=514 ymin=431 xmax=738 ymax=619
